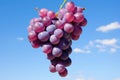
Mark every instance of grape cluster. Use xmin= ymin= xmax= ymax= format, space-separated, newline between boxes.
xmin=27 ymin=1 xmax=87 ymax=77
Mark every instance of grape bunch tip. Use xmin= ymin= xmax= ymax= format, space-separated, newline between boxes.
xmin=27 ymin=1 xmax=87 ymax=77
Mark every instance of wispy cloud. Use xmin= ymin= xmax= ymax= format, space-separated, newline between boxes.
xmin=86 ymin=38 xmax=120 ymax=53
xmin=73 ymin=48 xmax=91 ymax=54
xmin=96 ymin=22 xmax=120 ymax=32
xmin=16 ymin=37 xmax=24 ymax=41
xmin=73 ymin=38 xmax=120 ymax=54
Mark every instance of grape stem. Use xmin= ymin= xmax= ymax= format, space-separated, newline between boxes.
xmin=56 ymin=0 xmax=67 ymax=17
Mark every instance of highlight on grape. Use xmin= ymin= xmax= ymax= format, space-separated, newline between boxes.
xmin=27 ymin=1 xmax=87 ymax=77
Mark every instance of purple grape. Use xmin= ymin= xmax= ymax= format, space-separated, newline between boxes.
xmin=64 ymin=23 xmax=74 ymax=33
xmin=63 ymin=32 xmax=71 ymax=39
xmin=50 ymin=35 xmax=60 ymax=45
xmin=46 ymin=24 xmax=56 ymax=34
xmin=80 ymin=18 xmax=87 ymax=26
xmin=38 ymin=31 xmax=50 ymax=42
xmin=72 ymin=25 xmax=82 ymax=36
xmin=63 ymin=57 xmax=72 ymax=67
xmin=56 ymin=63 xmax=65 ymax=73
xmin=47 ymin=53 xmax=55 ymax=60
xmin=49 ymin=64 xmax=56 ymax=73
xmin=33 ymin=22 xmax=45 ymax=33
xmin=58 ymin=38 xmax=70 ymax=50
xmin=52 ymin=47 xmax=62 ymax=57
xmin=50 ymin=58 xmax=60 ymax=66
xmin=64 ymin=46 xmax=72 ymax=55
xmin=60 ymin=51 xmax=69 ymax=60
xmin=54 ymin=29 xmax=63 ymax=39
xmin=42 ymin=43 xmax=53 ymax=54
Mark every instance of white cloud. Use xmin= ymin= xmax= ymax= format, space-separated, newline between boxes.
xmin=96 ymin=22 xmax=120 ymax=32
xmin=95 ymin=38 xmax=117 ymax=46
xmin=73 ymin=48 xmax=91 ymax=54
xmin=16 ymin=37 xmax=24 ymax=41
xmin=85 ymin=38 xmax=120 ymax=53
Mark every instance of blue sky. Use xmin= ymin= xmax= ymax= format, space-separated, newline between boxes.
xmin=0 ymin=0 xmax=120 ymax=80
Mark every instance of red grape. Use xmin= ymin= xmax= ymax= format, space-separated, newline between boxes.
xmin=42 ymin=43 xmax=53 ymax=54
xmin=28 ymin=31 xmax=37 ymax=41
xmin=65 ymin=1 xmax=75 ymax=12
xmin=49 ymin=64 xmax=56 ymax=73
xmin=56 ymin=63 xmax=65 ymax=73
xmin=64 ymin=12 xmax=74 ymax=22
xmin=39 ymin=8 xmax=48 ymax=17
xmin=64 ymin=23 xmax=74 ymax=33
xmin=58 ymin=68 xmax=68 ymax=77
xmin=74 ymin=13 xmax=84 ymax=23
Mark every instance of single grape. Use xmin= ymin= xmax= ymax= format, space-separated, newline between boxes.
xmin=64 ymin=46 xmax=72 ymax=55
xmin=28 ymin=31 xmax=37 ymax=41
xmin=52 ymin=47 xmax=62 ymax=57
xmin=62 ymin=57 xmax=72 ymax=67
xmin=31 ymin=39 xmax=42 ymax=48
xmin=42 ymin=17 xmax=51 ymax=26
xmin=65 ymin=1 xmax=75 ymax=12
xmin=80 ymin=18 xmax=87 ymax=26
xmin=42 ymin=43 xmax=53 ymax=54
xmin=71 ymin=34 xmax=80 ymax=40
xmin=39 ymin=8 xmax=48 ymax=17
xmin=50 ymin=35 xmax=60 ymax=45
xmin=54 ymin=29 xmax=63 ymax=39
xmin=63 ymin=12 xmax=74 ymax=22
xmin=56 ymin=63 xmax=65 ymax=73
xmin=46 ymin=24 xmax=56 ymax=35
xmin=49 ymin=64 xmax=56 ymax=73
xmin=64 ymin=23 xmax=74 ymax=33
xmin=58 ymin=68 xmax=68 ymax=77
xmin=60 ymin=51 xmax=69 ymax=60
xmin=51 ymin=58 xmax=60 ymax=66
xmin=72 ymin=25 xmax=82 ymax=36
xmin=74 ymin=13 xmax=84 ymax=23
xmin=58 ymin=38 xmax=70 ymax=50
xmin=33 ymin=22 xmax=45 ymax=33
xmin=47 ymin=11 xmax=55 ymax=19
xmin=38 ymin=31 xmax=50 ymax=42
xmin=47 ymin=53 xmax=55 ymax=60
